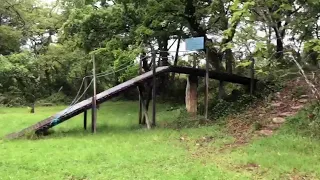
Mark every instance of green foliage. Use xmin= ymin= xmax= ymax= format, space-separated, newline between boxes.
xmin=167 ymin=108 xmax=208 ymax=129
xmin=38 ymin=92 xmax=71 ymax=105
xmin=0 ymin=52 xmax=43 ymax=105
xmin=205 ymin=94 xmax=257 ymax=120
xmin=236 ymin=60 xmax=252 ymax=68
xmin=0 ymin=26 xmax=22 ymax=55
xmin=287 ymin=102 xmax=320 ymax=138
xmin=303 ymin=39 xmax=320 ymax=66
xmin=0 ymin=93 xmax=27 ymax=107
xmin=1 ymin=0 xmax=320 ymax=108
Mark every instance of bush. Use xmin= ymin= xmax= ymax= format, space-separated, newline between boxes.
xmin=286 ymin=102 xmax=320 ymax=138
xmin=0 ymin=93 xmax=27 ymax=107
xmin=38 ymin=92 xmax=71 ymax=105
xmin=166 ymin=108 xmax=209 ymax=129
xmin=206 ymin=94 xmax=257 ymax=120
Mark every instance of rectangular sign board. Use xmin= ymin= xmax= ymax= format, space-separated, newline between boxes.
xmin=185 ymin=37 xmax=205 ymax=51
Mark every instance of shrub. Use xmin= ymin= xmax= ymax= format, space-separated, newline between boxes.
xmin=38 ymin=92 xmax=71 ymax=105
xmin=166 ymin=108 xmax=208 ymax=129
xmin=207 ymin=94 xmax=257 ymax=120
xmin=0 ymin=93 xmax=27 ymax=107
xmin=286 ymin=102 xmax=320 ymax=138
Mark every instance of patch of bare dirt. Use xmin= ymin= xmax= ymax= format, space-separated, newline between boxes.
xmin=235 ymin=163 xmax=260 ymax=172
xmin=281 ymin=169 xmax=319 ymax=180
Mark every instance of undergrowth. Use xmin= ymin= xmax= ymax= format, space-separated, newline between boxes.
xmin=37 ymin=92 xmax=72 ymax=105
xmin=207 ymin=95 xmax=257 ymax=120
xmin=165 ymin=108 xmax=210 ymax=129
xmin=286 ymin=101 xmax=320 ymax=138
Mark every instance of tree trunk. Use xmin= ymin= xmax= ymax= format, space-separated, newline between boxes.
xmin=142 ymin=57 xmax=150 ymax=72
xmin=185 ymin=75 xmax=198 ymax=117
xmin=275 ymin=38 xmax=284 ymax=60
xmin=141 ymin=82 xmax=153 ymax=125
xmin=206 ymin=45 xmax=226 ymax=99
xmin=30 ymin=103 xmax=35 ymax=114
xmin=225 ymin=49 xmax=233 ymax=74
xmin=273 ymin=23 xmax=285 ymax=60
xmin=170 ymin=32 xmax=182 ymax=82
xmin=158 ymin=37 xmax=170 ymax=96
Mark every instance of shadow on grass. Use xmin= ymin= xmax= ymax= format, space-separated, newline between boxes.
xmin=48 ymin=124 xmax=150 ymax=138
xmin=42 ymin=119 xmax=216 ymax=139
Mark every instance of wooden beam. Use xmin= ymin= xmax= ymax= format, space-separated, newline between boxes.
xmin=137 ymin=86 xmax=151 ymax=129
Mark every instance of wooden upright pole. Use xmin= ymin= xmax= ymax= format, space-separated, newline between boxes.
xmin=83 ymin=78 xmax=88 ymax=130
xmin=138 ymin=54 xmax=143 ymax=124
xmin=205 ymin=47 xmax=209 ymax=120
xmin=152 ymin=50 xmax=156 ymax=127
xmin=137 ymin=86 xmax=151 ymax=129
xmin=91 ymin=54 xmax=97 ymax=133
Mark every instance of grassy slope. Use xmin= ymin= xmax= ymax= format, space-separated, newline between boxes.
xmin=0 ymin=101 xmax=319 ymax=179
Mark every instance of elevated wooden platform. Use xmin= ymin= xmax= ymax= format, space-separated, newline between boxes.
xmin=5 ymin=66 xmax=257 ymax=139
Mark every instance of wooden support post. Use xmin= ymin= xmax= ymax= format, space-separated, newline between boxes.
xmin=205 ymin=48 xmax=209 ymax=120
xmin=151 ymin=50 xmax=156 ymax=127
xmin=83 ymin=78 xmax=88 ymax=130
xmin=138 ymin=54 xmax=143 ymax=124
xmin=91 ymin=54 xmax=97 ymax=133
xmin=250 ymin=57 xmax=255 ymax=95
xmin=137 ymin=86 xmax=151 ymax=129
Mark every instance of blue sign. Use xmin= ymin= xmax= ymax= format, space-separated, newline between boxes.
xmin=186 ymin=37 xmax=205 ymax=51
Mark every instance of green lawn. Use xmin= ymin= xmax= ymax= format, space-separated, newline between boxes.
xmin=0 ymin=101 xmax=319 ymax=179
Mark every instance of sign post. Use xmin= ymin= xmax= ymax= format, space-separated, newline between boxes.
xmin=205 ymin=48 xmax=209 ymax=119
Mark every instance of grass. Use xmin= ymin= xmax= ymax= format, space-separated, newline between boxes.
xmin=0 ymin=101 xmax=320 ymax=179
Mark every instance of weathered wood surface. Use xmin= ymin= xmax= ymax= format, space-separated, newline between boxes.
xmin=5 ymin=66 xmax=257 ymax=139
xmin=185 ymin=75 xmax=198 ymax=116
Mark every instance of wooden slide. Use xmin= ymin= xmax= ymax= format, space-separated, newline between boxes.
xmin=5 ymin=66 xmax=256 ymax=139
